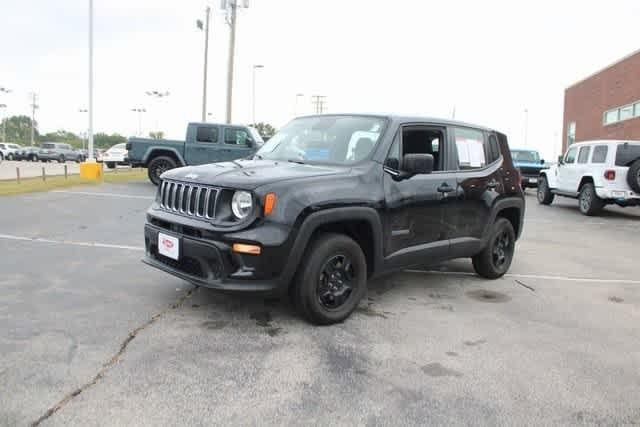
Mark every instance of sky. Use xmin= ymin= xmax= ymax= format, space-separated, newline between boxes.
xmin=1 ymin=0 xmax=639 ymax=160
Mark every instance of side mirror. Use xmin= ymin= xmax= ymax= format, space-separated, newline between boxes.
xmin=540 ymin=159 xmax=545 ymax=165
xmin=403 ymin=153 xmax=434 ymax=175
xmin=557 ymin=155 xmax=564 ymax=165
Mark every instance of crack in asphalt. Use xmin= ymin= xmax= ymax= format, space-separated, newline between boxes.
xmin=30 ymin=288 xmax=194 ymax=426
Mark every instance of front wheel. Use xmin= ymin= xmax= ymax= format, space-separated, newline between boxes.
xmin=578 ymin=183 xmax=604 ymax=216
xmin=30 ymin=154 xmax=38 ymax=162
xmin=147 ymin=156 xmax=177 ymax=185
xmin=292 ymin=233 xmax=367 ymax=325
xmin=472 ymin=218 xmax=516 ymax=279
xmin=105 ymin=162 xmax=116 ymax=169
xmin=58 ymin=155 xmax=65 ymax=163
xmin=7 ymin=153 xmax=14 ymax=161
xmin=537 ymin=176 xmax=555 ymax=205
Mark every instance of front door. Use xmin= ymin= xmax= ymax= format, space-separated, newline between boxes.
xmin=556 ymin=145 xmax=579 ymax=193
xmin=382 ymin=125 xmax=457 ymax=268
xmin=220 ymin=127 xmax=255 ymax=162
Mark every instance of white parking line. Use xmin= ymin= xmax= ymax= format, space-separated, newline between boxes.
xmin=52 ymin=190 xmax=154 ymax=200
xmin=405 ymin=269 xmax=640 ymax=284
xmin=0 ymin=233 xmax=144 ymax=251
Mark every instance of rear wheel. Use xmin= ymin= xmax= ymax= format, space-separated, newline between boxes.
xmin=105 ymin=162 xmax=116 ymax=169
xmin=30 ymin=154 xmax=38 ymax=162
xmin=537 ymin=176 xmax=555 ymax=205
xmin=472 ymin=218 xmax=516 ymax=279
xmin=578 ymin=183 xmax=604 ymax=216
xmin=58 ymin=155 xmax=65 ymax=163
xmin=147 ymin=156 xmax=177 ymax=185
xmin=627 ymin=159 xmax=640 ymax=193
xmin=7 ymin=153 xmax=14 ymax=160
xmin=292 ymin=233 xmax=367 ymax=325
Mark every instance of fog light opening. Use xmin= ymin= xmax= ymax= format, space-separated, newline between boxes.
xmin=232 ymin=243 xmax=262 ymax=255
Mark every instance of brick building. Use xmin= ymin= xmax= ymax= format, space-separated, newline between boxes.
xmin=562 ymin=49 xmax=640 ymax=154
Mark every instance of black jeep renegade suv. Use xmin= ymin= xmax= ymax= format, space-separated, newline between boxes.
xmin=143 ymin=114 xmax=524 ymax=324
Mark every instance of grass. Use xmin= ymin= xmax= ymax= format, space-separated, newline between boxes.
xmin=0 ymin=168 xmax=148 ymax=196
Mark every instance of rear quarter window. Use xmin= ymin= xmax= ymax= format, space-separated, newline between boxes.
xmin=591 ymin=145 xmax=608 ymax=163
xmin=615 ymin=143 xmax=640 ymax=166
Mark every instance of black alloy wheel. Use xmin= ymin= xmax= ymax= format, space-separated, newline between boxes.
xmin=317 ymin=254 xmax=355 ymax=310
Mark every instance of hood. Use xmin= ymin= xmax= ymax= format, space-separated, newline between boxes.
xmin=513 ymin=160 xmax=546 ymax=168
xmin=161 ymin=159 xmax=350 ymax=190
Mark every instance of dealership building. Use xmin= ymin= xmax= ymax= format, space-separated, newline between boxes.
xmin=562 ymin=49 xmax=640 ymax=153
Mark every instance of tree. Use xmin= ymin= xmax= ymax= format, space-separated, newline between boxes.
xmin=149 ymin=131 xmax=165 ymax=140
xmin=40 ymin=130 xmax=81 ymax=147
xmin=1 ymin=115 xmax=39 ymax=144
xmin=250 ymin=122 xmax=276 ymax=139
xmin=93 ymin=133 xmax=126 ymax=148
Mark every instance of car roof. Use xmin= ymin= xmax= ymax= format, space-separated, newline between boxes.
xmin=293 ymin=113 xmax=495 ymax=132
xmin=570 ymin=140 xmax=640 ymax=146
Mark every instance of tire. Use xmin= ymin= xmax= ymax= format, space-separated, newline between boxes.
xmin=627 ymin=159 xmax=640 ymax=193
xmin=30 ymin=154 xmax=38 ymax=162
xmin=58 ymin=155 xmax=65 ymax=163
xmin=106 ymin=162 xmax=116 ymax=169
xmin=578 ymin=183 xmax=604 ymax=216
xmin=472 ymin=218 xmax=516 ymax=279
xmin=537 ymin=175 xmax=555 ymax=205
xmin=292 ymin=233 xmax=367 ymax=325
xmin=147 ymin=156 xmax=177 ymax=185
xmin=7 ymin=153 xmax=13 ymax=161
xmin=0 ymin=153 xmax=3 ymax=161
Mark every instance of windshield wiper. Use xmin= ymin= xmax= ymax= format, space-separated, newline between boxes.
xmin=231 ymin=160 xmax=244 ymax=168
xmin=287 ymin=159 xmax=305 ymax=164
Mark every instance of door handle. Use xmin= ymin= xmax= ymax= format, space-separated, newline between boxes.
xmin=437 ymin=183 xmax=454 ymax=193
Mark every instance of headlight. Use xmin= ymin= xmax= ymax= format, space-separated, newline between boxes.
xmin=231 ymin=191 xmax=253 ymax=219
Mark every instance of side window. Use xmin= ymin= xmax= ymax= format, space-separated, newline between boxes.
xmin=592 ymin=145 xmax=608 ymax=163
xmin=401 ymin=127 xmax=445 ymax=171
xmin=564 ymin=147 xmax=578 ymax=164
xmin=224 ymin=128 xmax=250 ymax=145
xmin=453 ymin=127 xmax=486 ymax=170
xmin=577 ymin=146 xmax=591 ymax=164
xmin=196 ymin=126 xmax=218 ymax=143
xmin=486 ymin=133 xmax=501 ymax=164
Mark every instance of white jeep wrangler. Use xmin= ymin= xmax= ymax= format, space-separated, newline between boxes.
xmin=537 ymin=140 xmax=640 ymax=215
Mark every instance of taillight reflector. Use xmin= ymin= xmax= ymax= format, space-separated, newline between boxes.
xmin=604 ymin=170 xmax=616 ymax=180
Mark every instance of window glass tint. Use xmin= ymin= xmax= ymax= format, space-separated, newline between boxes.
xmin=592 ymin=145 xmax=608 ymax=163
xmin=196 ymin=126 xmax=218 ymax=143
xmin=487 ymin=134 xmax=500 ymax=163
xmin=402 ymin=128 xmax=444 ymax=171
xmin=577 ymin=146 xmax=591 ymax=164
xmin=454 ymin=127 xmax=486 ymax=169
xmin=225 ymin=128 xmax=250 ymax=145
xmin=565 ymin=147 xmax=578 ymax=164
xmin=384 ymin=134 xmax=400 ymax=171
xmin=620 ymin=105 xmax=633 ymax=120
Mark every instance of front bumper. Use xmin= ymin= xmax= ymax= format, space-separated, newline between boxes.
xmin=520 ymin=175 xmax=539 ymax=187
xmin=143 ymin=218 xmax=292 ymax=294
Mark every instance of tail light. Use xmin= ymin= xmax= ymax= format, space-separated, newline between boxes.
xmin=604 ymin=170 xmax=616 ymax=180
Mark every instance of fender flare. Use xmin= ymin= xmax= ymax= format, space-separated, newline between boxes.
xmin=142 ymin=147 xmax=186 ymax=166
xmin=481 ymin=197 xmax=525 ymax=242
xmin=279 ymin=206 xmax=384 ymax=286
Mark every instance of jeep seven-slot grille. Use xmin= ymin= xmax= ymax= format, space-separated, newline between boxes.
xmin=159 ymin=180 xmax=219 ymax=219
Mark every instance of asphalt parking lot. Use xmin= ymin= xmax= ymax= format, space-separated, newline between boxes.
xmin=1 ymin=184 xmax=639 ymax=426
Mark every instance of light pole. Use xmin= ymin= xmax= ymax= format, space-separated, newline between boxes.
xmin=87 ymin=0 xmax=94 ymax=161
xmin=523 ymin=108 xmax=529 ymax=147
xmin=146 ymin=90 xmax=169 ymax=133
xmin=294 ymin=93 xmax=304 ymax=116
xmin=130 ymin=108 xmax=146 ymax=136
xmin=197 ymin=7 xmax=211 ymax=122
xmin=252 ymin=64 xmax=264 ymax=125
xmin=78 ymin=108 xmax=88 ymax=150
xmin=0 ymin=104 xmax=6 ymax=142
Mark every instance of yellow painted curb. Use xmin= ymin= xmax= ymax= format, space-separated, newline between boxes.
xmin=79 ymin=162 xmax=103 ymax=180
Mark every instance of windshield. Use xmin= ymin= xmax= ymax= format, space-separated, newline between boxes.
xmin=511 ymin=150 xmax=540 ymax=162
xmin=42 ymin=143 xmax=55 ymax=149
xmin=255 ymin=115 xmax=386 ymax=165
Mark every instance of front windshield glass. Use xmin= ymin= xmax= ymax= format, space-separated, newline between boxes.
xmin=256 ymin=115 xmax=386 ymax=165
xmin=511 ymin=150 xmax=540 ymax=162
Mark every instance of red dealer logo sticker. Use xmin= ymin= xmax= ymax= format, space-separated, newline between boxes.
xmin=161 ymin=238 xmax=174 ymax=249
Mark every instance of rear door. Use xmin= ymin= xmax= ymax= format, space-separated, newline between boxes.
xmin=185 ymin=125 xmax=221 ymax=165
xmin=220 ymin=127 xmax=255 ymax=161
xmin=448 ymin=127 xmax=502 ymax=248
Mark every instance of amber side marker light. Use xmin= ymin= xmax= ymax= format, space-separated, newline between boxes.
xmin=232 ymin=243 xmax=262 ymax=255
xmin=263 ymin=192 xmax=277 ymax=216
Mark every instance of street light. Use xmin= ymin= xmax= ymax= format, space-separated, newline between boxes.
xmin=78 ymin=108 xmax=88 ymax=150
xmin=197 ymin=7 xmax=211 ymax=122
xmin=0 ymin=104 xmax=6 ymax=142
xmin=130 ymin=108 xmax=146 ymax=136
xmin=252 ymin=64 xmax=264 ymax=125
xmin=295 ymin=93 xmax=304 ymax=116
xmin=146 ymin=90 xmax=170 ymax=132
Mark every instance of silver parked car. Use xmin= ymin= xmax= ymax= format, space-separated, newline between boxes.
xmin=38 ymin=142 xmax=85 ymax=163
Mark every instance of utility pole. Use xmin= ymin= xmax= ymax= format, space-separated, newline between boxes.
xmin=78 ymin=108 xmax=88 ymax=150
xmin=252 ymin=64 xmax=264 ymax=124
xmin=0 ymin=104 xmax=6 ymax=143
xmin=146 ymin=90 xmax=170 ymax=133
xmin=198 ymin=7 xmax=211 ymax=122
xmin=295 ymin=93 xmax=304 ymax=116
xmin=311 ymin=95 xmax=327 ymax=114
xmin=88 ymin=0 xmax=94 ymax=161
xmin=29 ymin=92 xmax=39 ymax=145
